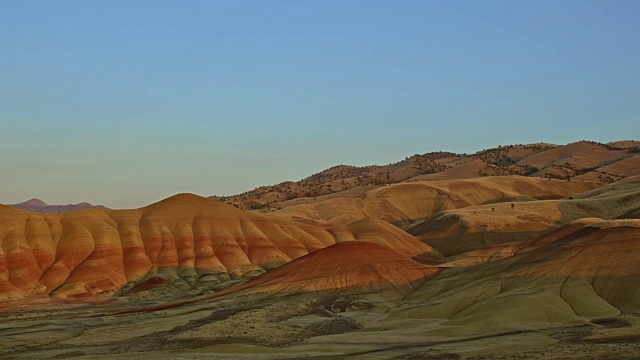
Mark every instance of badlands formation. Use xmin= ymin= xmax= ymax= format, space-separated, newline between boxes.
xmin=1 ymin=141 xmax=640 ymax=359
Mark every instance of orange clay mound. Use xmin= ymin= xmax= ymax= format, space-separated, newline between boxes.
xmin=0 ymin=194 xmax=440 ymax=300
xmin=274 ymin=175 xmax=600 ymax=226
xmin=223 ymin=241 xmax=441 ymax=296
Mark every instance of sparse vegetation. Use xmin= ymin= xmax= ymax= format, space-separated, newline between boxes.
xmin=212 ymin=141 xmax=636 ymax=212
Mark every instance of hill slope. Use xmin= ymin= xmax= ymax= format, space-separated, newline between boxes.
xmin=214 ymin=140 xmax=639 ymax=212
xmin=409 ymin=176 xmax=640 ymax=256
xmin=395 ymin=219 xmax=640 ymax=333
xmin=222 ymin=241 xmax=441 ymax=296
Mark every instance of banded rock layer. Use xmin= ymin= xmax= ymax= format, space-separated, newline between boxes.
xmin=0 ymin=194 xmax=440 ymax=300
xmin=225 ymin=241 xmax=441 ymax=296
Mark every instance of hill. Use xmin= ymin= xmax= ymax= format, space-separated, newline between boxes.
xmin=213 ymin=140 xmax=640 ymax=212
xmin=273 ymin=175 xmax=600 ymax=226
xmin=221 ymin=241 xmax=441 ymax=297
xmin=409 ymin=176 xmax=640 ymax=256
xmin=394 ymin=218 xmax=640 ymax=333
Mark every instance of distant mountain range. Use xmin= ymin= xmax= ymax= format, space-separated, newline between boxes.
xmin=10 ymin=198 xmax=107 ymax=213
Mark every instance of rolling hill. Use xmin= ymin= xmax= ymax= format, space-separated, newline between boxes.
xmin=214 ymin=140 xmax=640 ymax=212
xmin=273 ymin=175 xmax=600 ymax=226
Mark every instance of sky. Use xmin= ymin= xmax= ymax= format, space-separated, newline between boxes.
xmin=1 ymin=0 xmax=639 ymax=208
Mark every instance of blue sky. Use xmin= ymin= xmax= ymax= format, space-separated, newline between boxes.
xmin=1 ymin=0 xmax=639 ymax=208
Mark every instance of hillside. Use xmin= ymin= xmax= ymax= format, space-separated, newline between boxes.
xmin=273 ymin=175 xmax=600 ymax=226
xmin=409 ymin=176 xmax=640 ymax=256
xmin=395 ymin=218 xmax=640 ymax=331
xmin=213 ymin=140 xmax=640 ymax=212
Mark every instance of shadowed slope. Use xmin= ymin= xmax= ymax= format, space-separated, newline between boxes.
xmin=394 ymin=219 xmax=640 ymax=333
xmin=0 ymin=194 xmax=440 ymax=300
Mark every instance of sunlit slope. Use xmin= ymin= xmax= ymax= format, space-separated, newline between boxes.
xmin=517 ymin=141 xmax=628 ymax=170
xmin=0 ymin=194 xmax=440 ymax=300
xmin=218 ymin=141 xmax=640 ymax=213
xmin=274 ymin=176 xmax=599 ymax=225
xmin=394 ymin=219 xmax=640 ymax=333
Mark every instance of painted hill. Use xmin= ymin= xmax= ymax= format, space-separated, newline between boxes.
xmin=222 ymin=241 xmax=441 ymax=297
xmin=229 ymin=176 xmax=640 ymax=316
xmin=272 ymin=175 xmax=600 ymax=226
xmin=394 ymin=218 xmax=640 ymax=334
xmin=0 ymin=194 xmax=441 ymax=300
xmin=213 ymin=140 xmax=639 ymax=212
xmin=9 ymin=198 xmax=107 ymax=213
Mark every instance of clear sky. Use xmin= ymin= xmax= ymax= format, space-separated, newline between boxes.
xmin=1 ymin=0 xmax=639 ymax=208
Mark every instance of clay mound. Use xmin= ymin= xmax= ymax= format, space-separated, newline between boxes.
xmin=224 ymin=241 xmax=441 ymax=296
xmin=394 ymin=219 xmax=640 ymax=333
xmin=0 ymin=194 xmax=440 ymax=300
xmin=275 ymin=176 xmax=600 ymax=226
